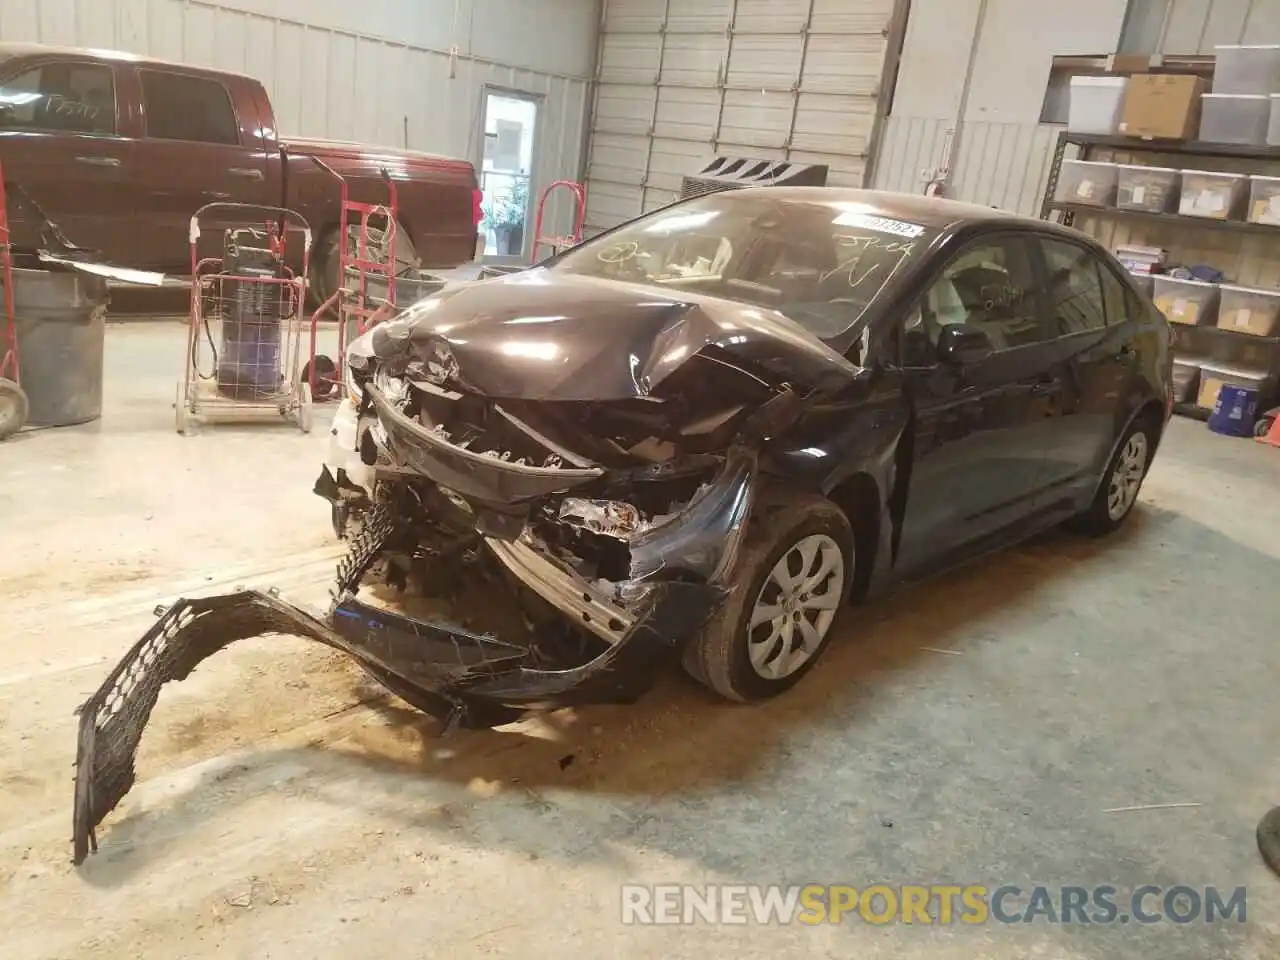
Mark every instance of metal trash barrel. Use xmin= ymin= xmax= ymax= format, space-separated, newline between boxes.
xmin=11 ymin=267 xmax=110 ymax=427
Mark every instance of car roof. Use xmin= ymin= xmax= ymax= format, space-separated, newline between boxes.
xmin=720 ymin=186 xmax=1043 ymax=231
xmin=0 ymin=42 xmax=249 ymax=80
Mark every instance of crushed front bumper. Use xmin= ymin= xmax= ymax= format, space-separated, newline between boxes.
xmin=71 ymin=579 xmax=724 ymax=865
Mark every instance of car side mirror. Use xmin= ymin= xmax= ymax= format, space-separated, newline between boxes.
xmin=937 ymin=323 xmax=994 ymax=365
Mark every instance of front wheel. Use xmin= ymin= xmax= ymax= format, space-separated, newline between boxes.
xmin=0 ymin=377 xmax=28 ymax=441
xmin=1074 ymin=416 xmax=1156 ymax=536
xmin=682 ymin=494 xmax=855 ymax=702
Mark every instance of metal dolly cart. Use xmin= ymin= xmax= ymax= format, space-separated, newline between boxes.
xmin=479 ymin=179 xmax=587 ymax=280
xmin=177 ymin=203 xmax=314 ymax=435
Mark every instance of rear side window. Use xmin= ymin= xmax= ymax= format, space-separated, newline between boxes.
xmin=140 ymin=70 xmax=238 ymax=145
xmin=0 ymin=63 xmax=116 ymax=135
xmin=1042 ymin=239 xmax=1108 ymax=334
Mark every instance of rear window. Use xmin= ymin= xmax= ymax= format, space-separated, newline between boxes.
xmin=140 ymin=69 xmax=239 ymax=145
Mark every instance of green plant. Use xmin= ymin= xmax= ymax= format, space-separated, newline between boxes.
xmin=484 ymin=178 xmax=529 ymax=231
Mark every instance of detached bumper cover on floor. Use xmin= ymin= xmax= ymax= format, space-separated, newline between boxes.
xmin=71 ymin=581 xmax=724 ymax=865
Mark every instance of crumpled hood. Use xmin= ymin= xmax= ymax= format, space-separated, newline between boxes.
xmin=352 ymin=269 xmax=860 ymax=401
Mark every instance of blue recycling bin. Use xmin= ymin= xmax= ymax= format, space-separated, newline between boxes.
xmin=1207 ymin=383 xmax=1259 ymax=437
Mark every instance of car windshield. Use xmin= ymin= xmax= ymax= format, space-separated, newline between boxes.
xmin=550 ymin=192 xmax=936 ymax=339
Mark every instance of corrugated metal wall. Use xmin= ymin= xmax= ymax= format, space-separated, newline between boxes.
xmin=583 ymin=0 xmax=904 ymax=234
xmin=1120 ymin=0 xmax=1280 ymax=53
xmin=873 ymin=0 xmax=1280 ymax=216
xmin=872 ymin=0 xmax=1129 ymax=215
xmin=0 ymin=0 xmax=596 ymax=238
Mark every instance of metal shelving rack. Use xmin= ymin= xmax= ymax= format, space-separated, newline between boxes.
xmin=1039 ymin=131 xmax=1280 ymax=421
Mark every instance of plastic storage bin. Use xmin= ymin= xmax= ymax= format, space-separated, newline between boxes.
xmin=1199 ymin=94 xmax=1272 ymax=145
xmin=1171 ymin=358 xmax=1201 ymax=403
xmin=1115 ymin=165 xmax=1179 ymax=212
xmin=1270 ymin=95 xmax=1280 ymax=147
xmin=1067 ymin=76 xmax=1127 ymax=134
xmin=1178 ymin=170 xmax=1247 ymax=219
xmin=1247 ymin=175 xmax=1280 ymax=225
xmin=1216 ymin=283 xmax=1280 ymax=337
xmin=1152 ymin=276 xmax=1219 ymax=326
xmin=1128 ymin=271 xmax=1155 ymax=299
xmin=1196 ymin=361 xmax=1270 ymax=410
xmin=1212 ymin=45 xmax=1280 ymax=95
xmin=1053 ymin=159 xmax=1118 ymax=207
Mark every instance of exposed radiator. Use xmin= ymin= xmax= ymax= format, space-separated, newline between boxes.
xmin=678 ymin=156 xmax=829 ymax=200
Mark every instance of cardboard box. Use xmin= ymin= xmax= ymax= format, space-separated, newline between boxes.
xmin=1118 ymin=74 xmax=1205 ymax=140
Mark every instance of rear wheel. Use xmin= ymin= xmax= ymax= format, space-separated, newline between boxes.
xmin=0 ymin=377 xmax=28 ymax=441
xmin=1074 ymin=415 xmax=1156 ymax=536
xmin=308 ymin=217 xmax=420 ymax=311
xmin=682 ymin=494 xmax=854 ymax=702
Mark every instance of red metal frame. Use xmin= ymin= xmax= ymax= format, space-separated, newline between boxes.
xmin=307 ymin=159 xmax=401 ymax=399
xmin=531 ymin=180 xmax=587 ymax=261
xmin=0 ymin=161 xmax=19 ymax=388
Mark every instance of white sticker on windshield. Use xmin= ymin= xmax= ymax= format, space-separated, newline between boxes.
xmin=832 ymin=212 xmax=927 ymax=239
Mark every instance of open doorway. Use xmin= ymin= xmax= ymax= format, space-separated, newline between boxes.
xmin=478 ymin=90 xmax=539 ymax=261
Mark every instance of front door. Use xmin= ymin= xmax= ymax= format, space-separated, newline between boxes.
xmin=1034 ymin=237 xmax=1140 ymax=505
xmin=896 ymin=233 xmax=1061 ymax=573
xmin=0 ymin=58 xmax=133 ymax=259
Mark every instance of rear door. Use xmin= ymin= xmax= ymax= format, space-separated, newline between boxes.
xmin=1033 ymin=236 xmax=1141 ymax=505
xmin=126 ymin=66 xmax=272 ymax=269
xmin=0 ymin=57 xmax=133 ymax=259
xmin=896 ymin=231 xmax=1061 ymax=572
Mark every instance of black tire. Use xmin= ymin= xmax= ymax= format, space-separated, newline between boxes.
xmin=1258 ymin=806 xmax=1280 ymax=877
xmin=0 ymin=377 xmax=28 ymax=441
xmin=682 ymin=493 xmax=856 ymax=702
xmin=301 ymin=354 xmax=338 ymax=400
xmin=1074 ymin=414 xmax=1157 ymax=536
xmin=308 ymin=218 xmax=419 ymax=311
xmin=1255 ymin=416 xmax=1274 ymax=439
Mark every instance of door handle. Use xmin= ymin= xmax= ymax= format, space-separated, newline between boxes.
xmin=228 ymin=167 xmax=264 ymax=181
xmin=75 ymin=155 xmax=120 ymax=167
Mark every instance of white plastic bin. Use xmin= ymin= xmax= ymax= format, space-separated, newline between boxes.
xmin=1199 ymin=94 xmax=1272 ymax=145
xmin=1247 ymin=175 xmax=1280 ymax=225
xmin=1053 ymin=159 xmax=1118 ymax=207
xmin=1178 ymin=170 xmax=1247 ymax=220
xmin=1270 ymin=94 xmax=1280 ymax=147
xmin=1115 ymin=165 xmax=1179 ymax=213
xmin=1067 ymin=76 xmax=1127 ymax=134
xmin=1212 ymin=45 xmax=1280 ymax=95
xmin=1196 ymin=361 xmax=1270 ymax=410
xmin=1216 ymin=284 xmax=1280 ymax=338
xmin=1152 ymin=276 xmax=1219 ymax=326
xmin=1171 ymin=359 xmax=1201 ymax=403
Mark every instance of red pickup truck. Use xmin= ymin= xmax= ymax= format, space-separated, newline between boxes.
xmin=0 ymin=43 xmax=481 ymax=298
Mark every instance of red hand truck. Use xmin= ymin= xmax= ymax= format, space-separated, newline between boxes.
xmin=530 ymin=180 xmax=587 ymax=261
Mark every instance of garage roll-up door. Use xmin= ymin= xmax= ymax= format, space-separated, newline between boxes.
xmin=584 ymin=0 xmax=905 ymax=234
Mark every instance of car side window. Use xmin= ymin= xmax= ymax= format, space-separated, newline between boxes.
xmin=1099 ymin=262 xmax=1139 ymax=326
xmin=140 ymin=70 xmax=239 ymax=145
xmin=1042 ymin=239 xmax=1108 ymax=334
xmin=0 ymin=63 xmax=116 ymax=135
xmin=904 ymin=236 xmax=1041 ymax=363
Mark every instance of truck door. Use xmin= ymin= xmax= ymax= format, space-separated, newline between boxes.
xmin=126 ymin=66 xmax=272 ymax=271
xmin=0 ymin=57 xmax=133 ymax=259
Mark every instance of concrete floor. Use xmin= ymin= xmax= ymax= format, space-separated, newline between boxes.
xmin=1 ymin=322 xmax=1278 ymax=959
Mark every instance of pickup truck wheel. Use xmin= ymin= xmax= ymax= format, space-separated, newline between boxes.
xmin=309 ymin=218 xmax=419 ymax=311
xmin=682 ymin=494 xmax=854 ymax=703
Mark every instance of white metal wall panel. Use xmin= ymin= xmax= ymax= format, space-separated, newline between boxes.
xmin=584 ymin=0 xmax=899 ymax=233
xmin=0 ymin=0 xmax=596 ymax=241
xmin=1122 ymin=0 xmax=1280 ymax=53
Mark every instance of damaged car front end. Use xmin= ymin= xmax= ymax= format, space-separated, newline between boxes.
xmin=74 ymin=190 xmax=923 ymax=864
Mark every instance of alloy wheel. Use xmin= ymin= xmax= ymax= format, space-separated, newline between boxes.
xmin=746 ymin=533 xmax=846 ymax=681
xmin=1106 ymin=431 xmax=1149 ymax=521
